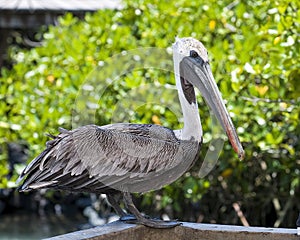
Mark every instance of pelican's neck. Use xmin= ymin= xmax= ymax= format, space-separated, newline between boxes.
xmin=173 ymin=60 xmax=202 ymax=142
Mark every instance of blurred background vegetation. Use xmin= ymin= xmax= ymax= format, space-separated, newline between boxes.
xmin=0 ymin=0 xmax=299 ymax=236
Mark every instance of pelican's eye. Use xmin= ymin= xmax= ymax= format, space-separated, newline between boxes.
xmin=190 ymin=50 xmax=199 ymax=58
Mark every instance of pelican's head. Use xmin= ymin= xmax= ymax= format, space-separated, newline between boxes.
xmin=173 ymin=37 xmax=209 ymax=63
xmin=173 ymin=37 xmax=245 ymax=160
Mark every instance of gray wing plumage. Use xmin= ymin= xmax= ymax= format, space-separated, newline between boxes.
xmin=18 ymin=124 xmax=201 ymax=193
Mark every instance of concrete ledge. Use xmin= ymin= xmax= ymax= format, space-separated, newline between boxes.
xmin=45 ymin=221 xmax=299 ymax=240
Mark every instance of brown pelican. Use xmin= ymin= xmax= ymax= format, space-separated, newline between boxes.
xmin=18 ymin=37 xmax=244 ymax=228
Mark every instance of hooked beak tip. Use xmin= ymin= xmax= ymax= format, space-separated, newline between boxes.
xmin=238 ymin=150 xmax=245 ymax=160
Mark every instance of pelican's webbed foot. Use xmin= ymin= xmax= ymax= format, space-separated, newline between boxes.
xmin=134 ymin=217 xmax=181 ymax=228
xmin=122 ymin=192 xmax=181 ymax=229
xmin=120 ymin=214 xmax=181 ymax=228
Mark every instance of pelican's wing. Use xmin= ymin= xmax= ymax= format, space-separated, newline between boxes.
xmin=101 ymin=123 xmax=179 ymax=142
xmin=18 ymin=124 xmax=195 ymax=193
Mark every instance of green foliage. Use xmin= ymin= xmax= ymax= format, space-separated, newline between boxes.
xmin=0 ymin=0 xmax=299 ymax=227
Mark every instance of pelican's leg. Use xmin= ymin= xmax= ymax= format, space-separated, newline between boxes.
xmin=106 ymin=193 xmax=127 ymax=217
xmin=123 ymin=192 xmax=181 ymax=229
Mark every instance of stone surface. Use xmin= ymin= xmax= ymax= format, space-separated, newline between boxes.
xmin=45 ymin=221 xmax=299 ymax=240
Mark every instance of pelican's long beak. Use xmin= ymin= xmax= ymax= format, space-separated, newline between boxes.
xmin=180 ymin=56 xmax=245 ymax=160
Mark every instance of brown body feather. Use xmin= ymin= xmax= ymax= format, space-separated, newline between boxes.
xmin=18 ymin=124 xmax=201 ymax=194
